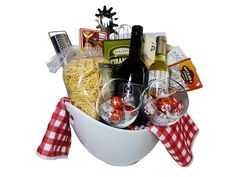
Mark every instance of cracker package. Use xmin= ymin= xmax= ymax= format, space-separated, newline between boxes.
xmin=167 ymin=47 xmax=203 ymax=91
xmin=80 ymin=28 xmax=107 ymax=50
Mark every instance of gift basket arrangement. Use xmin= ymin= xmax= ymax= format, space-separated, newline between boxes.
xmin=37 ymin=6 xmax=202 ymax=166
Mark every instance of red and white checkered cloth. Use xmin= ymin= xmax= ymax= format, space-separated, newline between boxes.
xmin=37 ymin=97 xmax=198 ymax=166
xmin=146 ymin=113 xmax=199 ymax=166
xmin=37 ymin=97 xmax=73 ymax=159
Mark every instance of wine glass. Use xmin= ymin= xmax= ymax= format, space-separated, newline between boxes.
xmin=142 ymin=78 xmax=189 ymax=126
xmin=96 ymin=78 xmax=142 ymax=128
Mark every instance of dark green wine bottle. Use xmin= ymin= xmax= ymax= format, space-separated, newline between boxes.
xmin=117 ymin=25 xmax=149 ymax=126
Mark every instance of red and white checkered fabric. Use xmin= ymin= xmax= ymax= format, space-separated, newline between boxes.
xmin=37 ymin=97 xmax=198 ymax=166
xmin=37 ymin=97 xmax=73 ymax=159
xmin=146 ymin=113 xmax=199 ymax=166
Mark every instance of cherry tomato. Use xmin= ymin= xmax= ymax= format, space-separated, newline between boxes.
xmin=109 ymin=109 xmax=123 ymax=124
xmin=111 ymin=96 xmax=123 ymax=109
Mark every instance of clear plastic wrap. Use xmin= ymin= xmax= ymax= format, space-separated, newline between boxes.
xmin=62 ymin=47 xmax=109 ymax=119
xmin=47 ymin=45 xmax=80 ymax=73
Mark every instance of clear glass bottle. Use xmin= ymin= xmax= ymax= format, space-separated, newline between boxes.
xmin=148 ymin=35 xmax=169 ymax=84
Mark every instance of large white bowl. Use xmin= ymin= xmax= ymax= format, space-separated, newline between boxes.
xmin=65 ymin=102 xmax=159 ymax=166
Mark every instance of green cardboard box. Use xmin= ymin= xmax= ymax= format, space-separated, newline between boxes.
xmin=103 ymin=39 xmax=130 ymax=77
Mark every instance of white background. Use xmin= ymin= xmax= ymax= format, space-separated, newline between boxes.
xmin=0 ymin=0 xmax=235 ymax=176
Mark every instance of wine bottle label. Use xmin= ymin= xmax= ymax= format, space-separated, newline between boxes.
xmin=148 ymin=70 xmax=168 ymax=85
xmin=148 ymin=70 xmax=169 ymax=98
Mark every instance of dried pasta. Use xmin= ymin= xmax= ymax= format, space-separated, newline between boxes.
xmin=63 ymin=57 xmax=105 ymax=119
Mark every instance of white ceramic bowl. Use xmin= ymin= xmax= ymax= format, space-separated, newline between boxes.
xmin=65 ymin=102 xmax=159 ymax=166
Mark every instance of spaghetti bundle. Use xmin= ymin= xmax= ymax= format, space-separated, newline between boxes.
xmin=63 ymin=57 xmax=105 ymax=119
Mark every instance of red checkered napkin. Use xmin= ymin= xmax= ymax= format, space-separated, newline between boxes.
xmin=146 ymin=113 xmax=199 ymax=166
xmin=37 ymin=97 xmax=73 ymax=159
xmin=37 ymin=97 xmax=198 ymax=166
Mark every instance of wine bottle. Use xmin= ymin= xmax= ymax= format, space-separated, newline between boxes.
xmin=117 ymin=25 xmax=149 ymax=126
xmin=117 ymin=25 xmax=148 ymax=87
xmin=148 ymin=36 xmax=169 ymax=88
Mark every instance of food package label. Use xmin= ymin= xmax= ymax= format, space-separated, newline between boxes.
xmin=169 ymin=58 xmax=203 ymax=91
xmin=103 ymin=39 xmax=130 ymax=77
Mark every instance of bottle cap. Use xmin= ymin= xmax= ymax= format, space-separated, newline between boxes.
xmin=156 ymin=35 xmax=167 ymax=43
xmin=131 ymin=25 xmax=143 ymax=36
xmin=156 ymin=35 xmax=167 ymax=55
xmin=49 ymin=31 xmax=72 ymax=54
